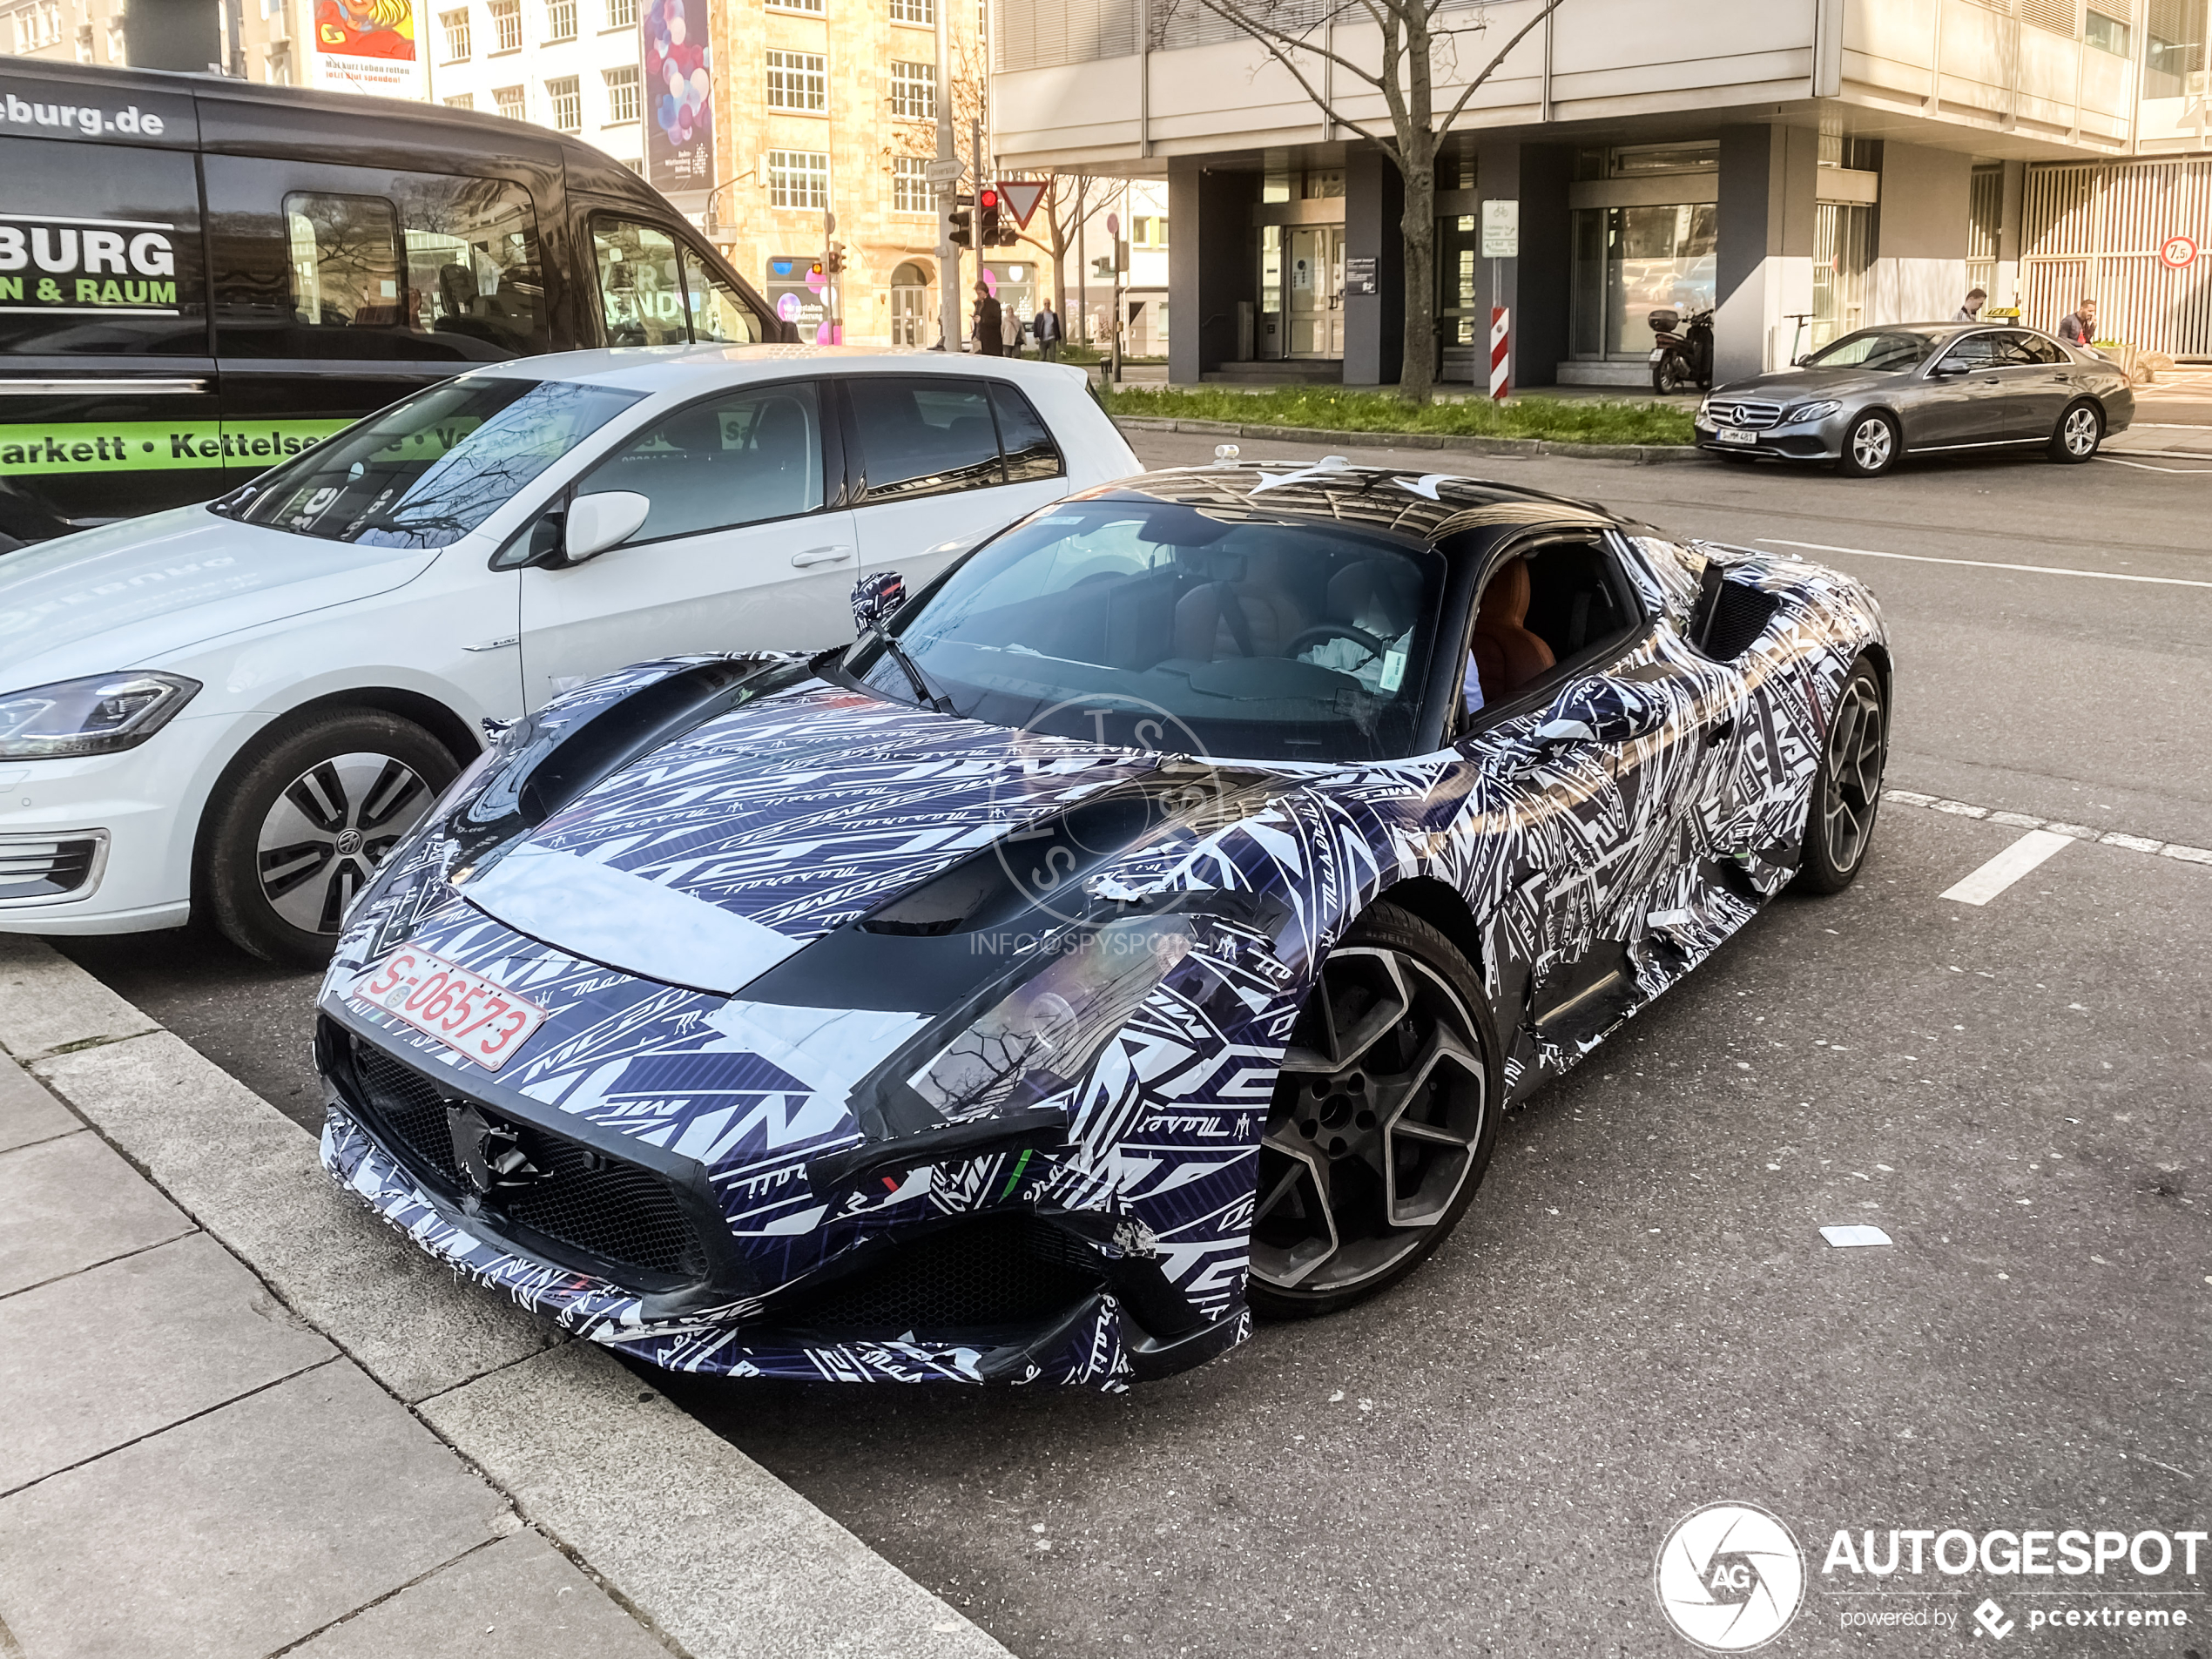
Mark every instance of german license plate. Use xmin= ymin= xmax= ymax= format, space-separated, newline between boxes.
xmin=1714 ymin=427 xmax=1758 ymax=446
xmin=349 ymin=948 xmax=548 ymax=1072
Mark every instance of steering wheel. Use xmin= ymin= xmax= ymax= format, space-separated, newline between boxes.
xmin=1285 ymin=623 xmax=1391 ymax=661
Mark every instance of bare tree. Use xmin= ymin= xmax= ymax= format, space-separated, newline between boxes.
xmin=1000 ymin=174 xmax=1119 ymax=327
xmin=1164 ymin=0 xmax=1565 ymax=403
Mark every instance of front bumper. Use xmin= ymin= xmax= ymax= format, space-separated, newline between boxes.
xmin=1693 ymin=412 xmax=1844 ymax=462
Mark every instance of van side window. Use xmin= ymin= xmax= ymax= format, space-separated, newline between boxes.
xmin=593 ymin=219 xmax=688 ymax=347
xmin=209 ymin=159 xmax=547 ymax=361
xmin=679 ymin=246 xmax=763 ymax=345
xmin=0 ymin=137 xmax=206 ymax=356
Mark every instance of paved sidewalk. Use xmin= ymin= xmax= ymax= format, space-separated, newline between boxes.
xmin=0 ymin=938 xmax=1014 ymax=1659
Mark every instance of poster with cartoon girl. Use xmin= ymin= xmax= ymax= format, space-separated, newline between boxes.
xmin=314 ymin=0 xmax=423 ymax=97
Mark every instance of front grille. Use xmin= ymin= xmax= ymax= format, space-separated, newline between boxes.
xmin=341 ymin=1029 xmax=706 ymax=1284
xmin=1709 ymin=398 xmax=1783 ymax=430
xmin=777 ymin=1213 xmax=1106 ymax=1335
xmin=0 ymin=833 xmax=105 ymax=905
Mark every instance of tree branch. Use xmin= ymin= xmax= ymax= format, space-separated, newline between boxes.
xmin=1189 ymin=0 xmax=1387 ymax=91
xmin=1438 ymin=0 xmax=1563 ymax=132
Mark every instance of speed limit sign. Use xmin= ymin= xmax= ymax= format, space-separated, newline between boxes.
xmin=2161 ymin=235 xmax=2198 ymax=270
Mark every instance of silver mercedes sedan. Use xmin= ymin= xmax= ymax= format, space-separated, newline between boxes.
xmin=1693 ymin=322 xmax=2135 ymax=477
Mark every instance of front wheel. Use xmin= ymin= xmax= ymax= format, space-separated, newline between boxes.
xmin=2051 ymin=400 xmax=2102 ymax=463
xmin=1248 ymin=904 xmax=1501 ymax=1319
xmin=1794 ymin=654 xmax=1889 ymax=894
xmin=199 ymin=709 xmax=460 ymax=965
xmin=1838 ymin=410 xmax=1900 ymax=477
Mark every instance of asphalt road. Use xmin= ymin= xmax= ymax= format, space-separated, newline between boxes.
xmin=52 ymin=431 xmax=2212 ymax=1657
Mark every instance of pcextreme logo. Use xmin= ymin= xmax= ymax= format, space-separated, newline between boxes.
xmin=1656 ymin=1502 xmax=1807 ymax=1652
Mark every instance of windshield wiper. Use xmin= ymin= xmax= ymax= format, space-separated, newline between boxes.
xmin=867 ymin=625 xmax=961 ymax=718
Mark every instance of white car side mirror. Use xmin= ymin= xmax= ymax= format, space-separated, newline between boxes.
xmin=563 ymin=491 xmax=651 ymax=563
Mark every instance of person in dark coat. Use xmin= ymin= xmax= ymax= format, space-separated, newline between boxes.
xmin=973 ymin=283 xmax=1003 ymax=356
xmin=1033 ymin=300 xmax=1064 ymax=362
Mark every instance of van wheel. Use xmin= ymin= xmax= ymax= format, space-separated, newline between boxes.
xmin=201 ymin=710 xmax=458 ymax=967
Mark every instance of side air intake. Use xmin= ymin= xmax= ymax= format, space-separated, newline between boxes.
xmin=1688 ymin=562 xmax=1782 ymax=660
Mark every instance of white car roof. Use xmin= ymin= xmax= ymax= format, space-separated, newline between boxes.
xmin=465 ymin=343 xmax=1091 ymax=398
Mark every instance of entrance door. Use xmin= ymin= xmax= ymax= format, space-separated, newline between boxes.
xmin=889 ymin=261 xmax=931 ymax=347
xmin=1287 ymin=227 xmax=1344 ymax=358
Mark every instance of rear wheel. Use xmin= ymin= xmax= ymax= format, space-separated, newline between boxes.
xmin=200 ymin=709 xmax=459 ymax=966
xmin=2051 ymin=399 xmax=2102 ymax=463
xmin=1794 ymin=655 xmax=1888 ymax=894
xmin=1652 ymin=352 xmax=1695 ymax=396
xmin=1248 ymin=905 xmax=1501 ymax=1318
xmin=1838 ymin=410 xmax=1900 ymax=477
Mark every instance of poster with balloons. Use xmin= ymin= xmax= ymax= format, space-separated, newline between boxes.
xmin=644 ymin=0 xmax=713 ymax=194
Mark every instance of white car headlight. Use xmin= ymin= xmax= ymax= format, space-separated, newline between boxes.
xmin=0 ymin=672 xmax=200 ymax=759
xmin=908 ymin=914 xmax=1196 ymax=1123
xmin=1787 ymin=401 xmax=1842 ymax=423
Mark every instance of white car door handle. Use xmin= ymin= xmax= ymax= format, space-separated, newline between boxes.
xmin=792 ymin=545 xmax=853 ymax=568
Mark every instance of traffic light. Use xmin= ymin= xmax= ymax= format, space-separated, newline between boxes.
xmin=826 ymin=242 xmax=846 ymax=274
xmin=977 ymin=186 xmax=1001 ymax=250
xmin=948 ymin=207 xmax=974 ymax=248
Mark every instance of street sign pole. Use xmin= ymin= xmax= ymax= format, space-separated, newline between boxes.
xmin=934 ymin=0 xmax=954 ymax=349
xmin=1481 ymin=199 xmax=1520 ymax=402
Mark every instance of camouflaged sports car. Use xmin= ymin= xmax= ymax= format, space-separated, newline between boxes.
xmin=314 ymin=461 xmax=1892 ymax=1389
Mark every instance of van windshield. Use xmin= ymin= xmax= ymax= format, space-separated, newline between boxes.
xmin=219 ymin=376 xmax=644 ymax=549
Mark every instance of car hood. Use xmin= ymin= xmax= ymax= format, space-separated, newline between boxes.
xmin=448 ymin=685 xmax=1288 ymax=995
xmin=0 ymin=507 xmax=440 ymax=686
xmin=1708 ymin=365 xmax=1900 ymax=405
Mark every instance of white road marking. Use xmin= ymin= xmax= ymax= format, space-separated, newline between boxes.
xmin=1939 ymin=829 xmax=2076 ymax=906
xmin=1758 ymin=539 xmax=2212 ymax=589
xmin=1880 ymin=788 xmax=2212 ymax=867
xmin=2095 ymin=455 xmax=2212 ymax=473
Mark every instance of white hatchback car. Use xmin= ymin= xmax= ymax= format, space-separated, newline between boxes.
xmin=0 ymin=345 xmax=1136 ymax=962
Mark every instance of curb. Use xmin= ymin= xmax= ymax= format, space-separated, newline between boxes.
xmin=1112 ymin=413 xmax=1703 ymax=465
xmin=0 ymin=938 xmax=1013 ymax=1659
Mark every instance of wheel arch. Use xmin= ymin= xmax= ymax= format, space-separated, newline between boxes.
xmin=1363 ymin=873 xmax=1491 ymax=991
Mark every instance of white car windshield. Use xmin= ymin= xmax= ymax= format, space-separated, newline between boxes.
xmin=219 ymin=376 xmax=644 ymax=549
xmin=845 ymin=497 xmax=1447 ymax=764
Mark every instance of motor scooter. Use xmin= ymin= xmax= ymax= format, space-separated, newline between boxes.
xmin=1649 ymin=307 xmax=1714 ymax=395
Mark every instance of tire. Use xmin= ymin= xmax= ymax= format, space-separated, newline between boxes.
xmin=1838 ymin=410 xmax=1900 ymax=477
xmin=199 ymin=708 xmax=460 ymax=966
xmin=1247 ymin=903 xmax=1502 ymax=1319
xmin=2050 ymin=399 xmax=2102 ymax=463
xmin=1652 ymin=353 xmax=1693 ymax=397
xmin=1793 ymin=653 xmax=1888 ymax=894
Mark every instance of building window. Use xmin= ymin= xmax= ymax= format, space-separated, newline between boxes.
xmin=441 ymin=7 xmax=470 ymax=57
xmin=489 ymin=0 xmax=521 ymax=51
xmin=890 ymin=0 xmax=933 ymax=21
xmin=892 ymin=155 xmax=932 ymax=214
xmin=546 ymin=74 xmax=581 ymax=132
xmin=106 ymin=14 xmax=125 ymax=59
xmin=890 ymin=59 xmax=935 ymax=120
xmin=494 ymin=84 xmax=527 ymax=120
xmin=446 ymin=92 xmax=476 ymax=109
xmin=605 ymin=0 xmax=635 ymax=24
xmin=2019 ymin=0 xmax=2075 ymax=34
xmin=2147 ymin=0 xmax=2209 ymax=98
xmin=604 ymin=64 xmax=640 ymax=123
xmin=766 ymin=50 xmax=827 ymax=112
xmin=2086 ymin=8 xmax=2131 ymax=52
xmin=10 ymin=2 xmax=61 ymax=51
xmin=624 ymin=156 xmax=645 ymax=175
xmin=768 ymin=149 xmax=830 ymax=208
xmin=544 ymin=0 xmax=576 ymax=40
xmin=767 ymin=0 xmax=825 ymax=12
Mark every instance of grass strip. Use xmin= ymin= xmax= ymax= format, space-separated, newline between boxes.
xmin=1103 ymin=385 xmax=1696 ymax=446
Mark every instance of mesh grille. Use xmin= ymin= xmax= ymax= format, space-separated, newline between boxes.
xmin=346 ymin=1037 xmax=705 ymax=1282
xmin=782 ymin=1214 xmax=1104 ymax=1334
xmin=1703 ymin=582 xmax=1782 ymax=660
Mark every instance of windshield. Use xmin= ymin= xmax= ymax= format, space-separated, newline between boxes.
xmin=844 ymin=497 xmax=1447 ymax=764
xmin=1803 ymin=329 xmax=1939 ymax=373
xmin=221 ymin=377 xmax=645 ymax=548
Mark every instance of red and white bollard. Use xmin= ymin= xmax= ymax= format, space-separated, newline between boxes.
xmin=1489 ymin=307 xmax=1511 ymax=401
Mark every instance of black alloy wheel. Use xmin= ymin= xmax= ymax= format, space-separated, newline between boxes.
xmin=1839 ymin=410 xmax=1900 ymax=477
xmin=1249 ymin=905 xmax=1501 ymax=1318
xmin=201 ymin=708 xmax=460 ymax=965
xmin=2051 ymin=399 xmax=2103 ymax=463
xmin=1794 ymin=653 xmax=1888 ymax=894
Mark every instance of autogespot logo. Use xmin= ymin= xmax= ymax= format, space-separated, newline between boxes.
xmin=1656 ymin=1502 xmax=1808 ymax=1652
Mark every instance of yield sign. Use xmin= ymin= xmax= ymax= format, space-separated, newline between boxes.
xmin=996 ymin=179 xmax=1050 ymax=229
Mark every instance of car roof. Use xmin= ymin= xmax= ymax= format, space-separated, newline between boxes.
xmin=461 ymin=343 xmax=1096 ymax=396
xmin=1083 ymin=463 xmax=1623 ymax=546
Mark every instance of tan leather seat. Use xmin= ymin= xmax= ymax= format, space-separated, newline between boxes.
xmin=1471 ymin=558 xmax=1554 ymax=702
xmin=1173 ymin=550 xmax=1306 ymax=660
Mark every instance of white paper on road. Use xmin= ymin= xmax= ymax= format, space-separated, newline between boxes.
xmin=1820 ymin=1225 xmax=1893 ymax=1247
xmin=1939 ymin=828 xmax=2075 ymax=907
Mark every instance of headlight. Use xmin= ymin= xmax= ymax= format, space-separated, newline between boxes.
xmin=1696 ymin=398 xmax=1713 ymax=422
xmin=0 ymin=672 xmax=200 ymax=759
xmin=908 ymin=915 xmax=1196 ymax=1123
xmin=1786 ymin=401 xmax=1842 ymax=423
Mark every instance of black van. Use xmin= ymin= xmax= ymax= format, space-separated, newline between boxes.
xmin=0 ymin=60 xmax=789 ymax=549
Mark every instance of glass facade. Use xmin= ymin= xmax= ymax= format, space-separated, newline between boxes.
xmin=1570 ymin=203 xmax=1717 ymax=360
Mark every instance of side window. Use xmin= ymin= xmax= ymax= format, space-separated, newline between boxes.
xmin=593 ymin=219 xmax=688 ymax=347
xmin=209 ymin=160 xmax=545 ymax=361
xmin=1462 ymin=538 xmax=1636 ymax=725
xmin=679 ymin=246 xmax=763 ymax=344
xmin=2000 ymin=330 xmax=2062 ymax=366
xmin=846 ymin=375 xmax=1005 ymax=501
xmin=988 ymin=382 xmax=1063 ymax=483
xmin=0 ymin=138 xmax=206 ymax=356
xmin=1937 ymin=334 xmax=2001 ymax=372
xmin=576 ymin=381 xmax=823 ymax=543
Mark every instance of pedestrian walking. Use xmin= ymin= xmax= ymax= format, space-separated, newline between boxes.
xmin=973 ymin=283 xmax=1003 ymax=357
xmin=1955 ymin=287 xmax=1986 ymax=323
xmin=1001 ymin=300 xmax=1025 ymax=357
xmin=1034 ymin=300 xmax=1063 ymax=362
xmin=2058 ymin=298 xmax=2098 ymax=346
